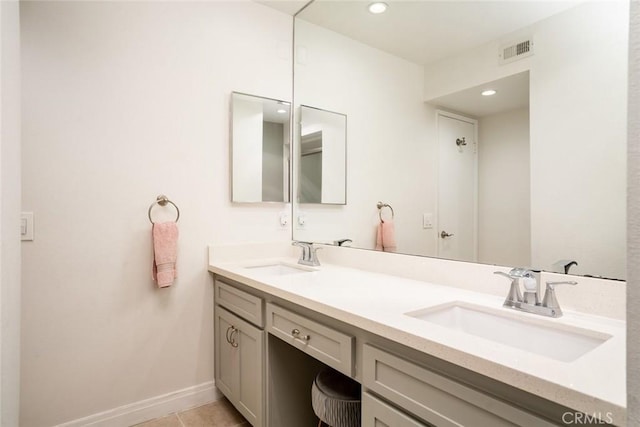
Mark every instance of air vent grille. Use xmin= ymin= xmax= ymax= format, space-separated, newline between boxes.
xmin=499 ymin=38 xmax=534 ymax=64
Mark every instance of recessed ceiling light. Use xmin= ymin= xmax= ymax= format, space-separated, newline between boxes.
xmin=277 ymin=109 xmax=287 ymax=114
xmin=368 ymin=2 xmax=388 ymax=14
xmin=481 ymin=89 xmax=497 ymax=96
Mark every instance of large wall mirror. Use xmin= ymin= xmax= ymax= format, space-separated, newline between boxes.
xmin=231 ymin=92 xmax=291 ymax=203
xmin=292 ymin=1 xmax=628 ymax=280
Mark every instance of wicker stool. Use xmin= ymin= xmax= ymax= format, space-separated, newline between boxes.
xmin=311 ymin=368 xmax=361 ymax=427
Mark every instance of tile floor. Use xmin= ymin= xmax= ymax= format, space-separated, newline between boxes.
xmin=132 ymin=398 xmax=249 ymax=427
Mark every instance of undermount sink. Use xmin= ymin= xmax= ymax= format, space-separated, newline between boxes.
xmin=405 ymin=302 xmax=611 ymax=362
xmin=243 ymin=262 xmax=313 ymax=276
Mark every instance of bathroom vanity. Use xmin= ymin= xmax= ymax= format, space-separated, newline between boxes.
xmin=209 ymin=245 xmax=626 ymax=427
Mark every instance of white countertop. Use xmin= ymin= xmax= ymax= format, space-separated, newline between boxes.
xmin=209 ymin=256 xmax=626 ymax=425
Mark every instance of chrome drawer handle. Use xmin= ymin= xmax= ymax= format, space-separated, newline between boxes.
xmin=291 ymin=328 xmax=310 ymax=341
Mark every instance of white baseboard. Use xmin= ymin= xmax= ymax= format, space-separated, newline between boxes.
xmin=55 ymin=381 xmax=223 ymax=427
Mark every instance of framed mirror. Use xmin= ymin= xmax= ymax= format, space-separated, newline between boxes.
xmin=299 ymin=105 xmax=347 ymax=204
xmin=292 ymin=1 xmax=628 ymax=280
xmin=231 ymin=92 xmax=291 ymax=203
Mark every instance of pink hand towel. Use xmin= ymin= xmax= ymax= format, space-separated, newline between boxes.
xmin=375 ymin=220 xmax=397 ymax=252
xmin=152 ymin=221 xmax=178 ymax=288
xmin=381 ymin=220 xmax=397 ymax=252
xmin=375 ymin=222 xmax=383 ymax=251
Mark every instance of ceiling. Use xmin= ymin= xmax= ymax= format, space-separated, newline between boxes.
xmin=260 ymin=0 xmax=578 ymax=66
xmin=430 ymin=71 xmax=529 ymax=118
xmin=263 ymin=101 xmax=290 ymax=124
xmin=258 ymin=1 xmax=569 ymax=116
xmin=256 ymin=0 xmax=309 ymax=16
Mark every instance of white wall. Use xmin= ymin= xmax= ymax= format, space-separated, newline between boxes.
xmin=294 ymin=20 xmax=436 ymax=255
xmin=424 ymin=2 xmax=628 ymax=279
xmin=478 ymin=108 xmax=530 ymax=266
xmin=1 ymin=1 xmax=22 ymax=425
xmin=627 ymin=1 xmax=639 ymax=424
xmin=20 ymin=2 xmax=291 ymax=426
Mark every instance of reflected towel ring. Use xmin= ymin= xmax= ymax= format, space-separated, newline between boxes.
xmin=148 ymin=195 xmax=180 ymax=224
xmin=376 ymin=201 xmax=394 ymax=222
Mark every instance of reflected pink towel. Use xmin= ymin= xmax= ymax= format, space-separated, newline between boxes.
xmin=152 ymin=222 xmax=178 ymax=288
xmin=376 ymin=220 xmax=397 ymax=252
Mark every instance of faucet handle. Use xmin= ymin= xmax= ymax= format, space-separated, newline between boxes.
xmin=309 ymin=245 xmax=322 ymax=256
xmin=292 ymin=241 xmax=311 ymax=263
xmin=545 ymin=280 xmax=578 ymax=290
xmin=494 ymin=271 xmax=512 ymax=280
xmin=308 ymin=246 xmax=322 ymax=266
xmin=542 ymin=281 xmax=578 ymax=316
xmin=494 ymin=271 xmax=523 ymax=306
xmin=508 ymin=267 xmax=535 ymax=278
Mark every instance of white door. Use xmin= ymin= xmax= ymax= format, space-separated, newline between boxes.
xmin=437 ymin=112 xmax=478 ymax=262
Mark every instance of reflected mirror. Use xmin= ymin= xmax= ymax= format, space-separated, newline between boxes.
xmin=231 ymin=92 xmax=290 ymax=203
xmin=292 ymin=1 xmax=628 ymax=280
xmin=299 ymin=105 xmax=347 ymax=204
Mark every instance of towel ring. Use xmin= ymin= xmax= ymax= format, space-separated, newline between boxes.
xmin=148 ymin=195 xmax=180 ymax=224
xmin=376 ymin=201 xmax=394 ymax=222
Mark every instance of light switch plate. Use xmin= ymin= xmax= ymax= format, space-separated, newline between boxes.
xmin=422 ymin=213 xmax=433 ymax=229
xmin=21 ymin=212 xmax=34 ymax=241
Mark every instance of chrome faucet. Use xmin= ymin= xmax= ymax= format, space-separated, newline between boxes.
xmin=552 ymin=259 xmax=579 ymax=274
xmin=333 ymin=239 xmax=353 ymax=247
xmin=494 ymin=268 xmax=577 ymax=318
xmin=292 ymin=241 xmax=322 ymax=267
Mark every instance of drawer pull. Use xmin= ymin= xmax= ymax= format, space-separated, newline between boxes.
xmin=291 ymin=328 xmax=310 ymax=341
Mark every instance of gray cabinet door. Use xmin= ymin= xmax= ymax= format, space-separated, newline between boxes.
xmin=215 ymin=306 xmax=264 ymax=427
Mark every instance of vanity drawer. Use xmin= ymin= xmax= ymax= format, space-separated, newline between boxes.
xmin=266 ymin=303 xmax=354 ymax=376
xmin=215 ymin=280 xmax=264 ymax=328
xmin=363 ymin=345 xmax=555 ymax=427
xmin=362 ymin=392 xmax=431 ymax=427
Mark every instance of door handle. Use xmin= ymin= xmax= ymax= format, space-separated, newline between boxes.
xmin=440 ymin=231 xmax=454 ymax=239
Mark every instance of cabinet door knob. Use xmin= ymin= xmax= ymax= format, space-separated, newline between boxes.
xmin=291 ymin=328 xmax=310 ymax=341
